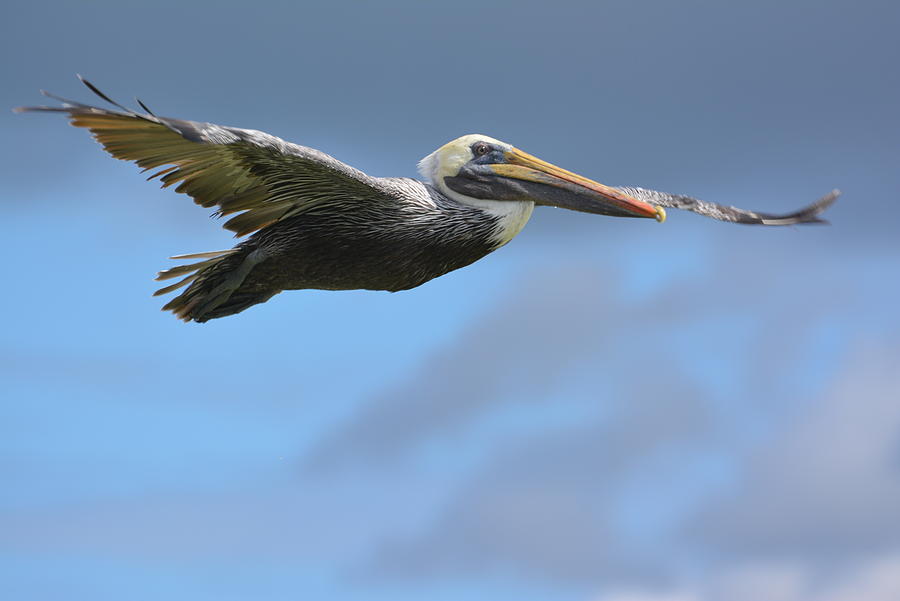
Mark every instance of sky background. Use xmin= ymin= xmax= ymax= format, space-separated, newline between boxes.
xmin=2 ymin=1 xmax=900 ymax=600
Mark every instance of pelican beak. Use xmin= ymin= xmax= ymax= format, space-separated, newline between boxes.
xmin=490 ymin=148 xmax=666 ymax=222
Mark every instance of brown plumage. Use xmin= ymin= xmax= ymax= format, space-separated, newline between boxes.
xmin=16 ymin=77 xmax=838 ymax=322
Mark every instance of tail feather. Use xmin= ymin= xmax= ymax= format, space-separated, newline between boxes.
xmin=191 ymin=290 xmax=279 ymax=321
xmin=169 ymin=250 xmax=237 ymax=260
xmin=155 ymin=247 xmax=272 ymax=322
xmin=153 ymin=274 xmax=199 ymax=297
xmin=153 ymin=249 xmax=237 ymax=298
xmin=156 ymin=251 xmax=236 ymax=282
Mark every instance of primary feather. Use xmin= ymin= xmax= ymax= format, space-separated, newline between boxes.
xmin=16 ymin=77 xmax=838 ymax=322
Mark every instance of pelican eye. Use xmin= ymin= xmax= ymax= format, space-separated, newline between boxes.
xmin=472 ymin=142 xmax=491 ymax=157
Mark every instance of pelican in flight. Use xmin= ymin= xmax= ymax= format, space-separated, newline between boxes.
xmin=17 ymin=78 xmax=839 ymax=322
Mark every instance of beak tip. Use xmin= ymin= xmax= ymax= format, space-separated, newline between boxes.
xmin=655 ymin=206 xmax=667 ymax=223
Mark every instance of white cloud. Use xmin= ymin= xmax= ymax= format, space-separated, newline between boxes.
xmin=692 ymin=342 xmax=900 ymax=557
xmin=351 ymin=241 xmax=900 ymax=592
xmin=305 ymin=236 xmax=854 ymax=473
xmin=594 ymin=554 xmax=900 ymax=601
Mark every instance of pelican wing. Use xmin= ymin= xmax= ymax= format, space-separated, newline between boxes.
xmin=615 ymin=186 xmax=839 ymax=225
xmin=16 ymin=78 xmax=394 ymax=237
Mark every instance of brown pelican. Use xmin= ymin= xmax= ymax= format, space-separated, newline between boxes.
xmin=16 ymin=78 xmax=839 ymax=322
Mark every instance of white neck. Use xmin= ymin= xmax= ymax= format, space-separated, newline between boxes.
xmin=442 ymin=185 xmax=535 ymax=246
xmin=418 ymin=147 xmax=534 ymax=246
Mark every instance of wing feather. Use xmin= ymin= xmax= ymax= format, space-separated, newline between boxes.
xmin=15 ymin=78 xmax=397 ymax=236
xmin=616 ymin=186 xmax=840 ymax=225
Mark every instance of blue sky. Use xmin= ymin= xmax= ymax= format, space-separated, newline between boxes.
xmin=3 ymin=1 xmax=900 ymax=600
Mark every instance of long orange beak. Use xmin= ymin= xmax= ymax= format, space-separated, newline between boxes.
xmin=490 ymin=148 xmax=666 ymax=222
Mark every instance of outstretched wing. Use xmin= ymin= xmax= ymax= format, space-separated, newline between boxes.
xmin=15 ymin=76 xmax=396 ymax=237
xmin=615 ymin=186 xmax=840 ymax=225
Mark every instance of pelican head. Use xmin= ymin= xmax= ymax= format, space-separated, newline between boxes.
xmin=419 ymin=134 xmax=666 ymax=222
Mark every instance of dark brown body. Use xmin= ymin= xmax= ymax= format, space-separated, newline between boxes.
xmin=166 ymin=183 xmax=503 ymax=322
xmin=16 ymin=78 xmax=838 ymax=323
